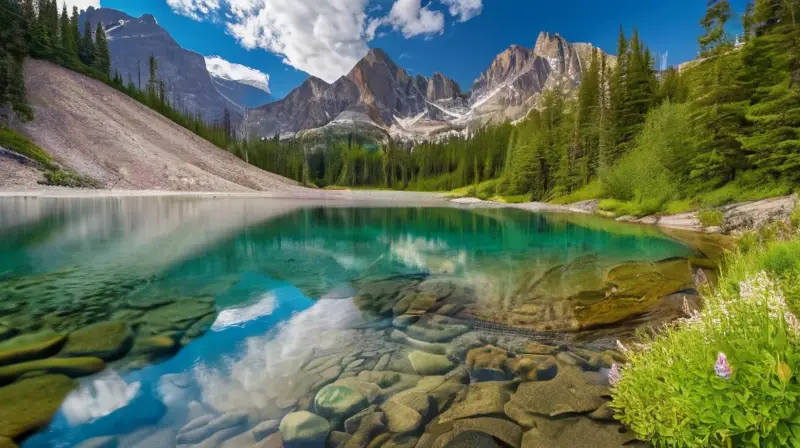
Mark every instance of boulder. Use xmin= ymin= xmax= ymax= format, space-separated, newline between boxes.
xmin=408 ymin=351 xmax=454 ymax=375
xmin=344 ymin=405 xmax=378 ymax=434
xmin=390 ymin=331 xmax=448 ymax=355
xmin=438 ymin=381 xmax=517 ymax=423
xmin=442 ymin=431 xmax=504 ymax=448
xmin=0 ymin=356 xmax=105 ymax=382
xmin=0 ymin=374 xmax=76 ymax=439
xmin=508 ymin=355 xmax=558 ymax=381
xmin=404 ymin=318 xmax=470 ymax=343
xmin=504 ymin=365 xmax=608 ymax=425
xmin=524 ymin=343 xmax=559 ymax=355
xmin=466 ymin=346 xmax=510 ymax=382
xmin=0 ymin=330 xmax=66 ymax=366
xmin=382 ymin=434 xmax=418 ymax=448
xmin=279 ymin=411 xmax=330 ymax=445
xmin=60 ymin=321 xmax=133 ymax=361
xmin=314 ymin=379 xmax=379 ymax=421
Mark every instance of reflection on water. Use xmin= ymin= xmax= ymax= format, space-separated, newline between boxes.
xmin=0 ymin=197 xmax=700 ymax=447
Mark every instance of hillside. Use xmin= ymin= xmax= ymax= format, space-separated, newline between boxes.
xmin=14 ymin=59 xmax=300 ymax=192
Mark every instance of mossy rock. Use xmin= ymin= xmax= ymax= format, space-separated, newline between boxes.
xmin=60 ymin=321 xmax=133 ymax=361
xmin=136 ymin=300 xmax=216 ymax=336
xmin=129 ymin=335 xmax=179 ymax=359
xmin=0 ymin=374 xmax=76 ymax=439
xmin=0 ymin=330 xmax=66 ymax=366
xmin=0 ymin=357 xmax=105 ymax=383
xmin=408 ymin=351 xmax=455 ymax=376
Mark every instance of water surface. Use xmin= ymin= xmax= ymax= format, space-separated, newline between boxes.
xmin=0 ymin=197 xmax=700 ymax=447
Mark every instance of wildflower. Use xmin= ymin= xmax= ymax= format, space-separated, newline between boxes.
xmin=715 ymin=352 xmax=733 ymax=379
xmin=615 ymin=340 xmax=629 ymax=354
xmin=785 ymin=312 xmax=800 ymax=336
xmin=608 ymin=363 xmax=622 ymax=386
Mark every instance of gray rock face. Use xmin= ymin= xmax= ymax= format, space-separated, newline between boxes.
xmin=81 ymin=8 xmax=241 ymax=122
xmin=244 ymin=33 xmax=613 ymax=140
xmin=211 ymin=76 xmax=273 ymax=110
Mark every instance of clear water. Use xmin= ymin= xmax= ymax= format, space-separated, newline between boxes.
xmin=0 ymin=197 xmax=696 ymax=447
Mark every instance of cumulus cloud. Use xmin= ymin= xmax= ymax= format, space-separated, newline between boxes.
xmin=205 ymin=55 xmax=271 ymax=93
xmin=166 ymin=0 xmax=221 ymax=21
xmin=224 ymin=0 xmax=371 ymax=84
xmin=441 ymin=0 xmax=483 ymax=22
xmin=165 ymin=0 xmax=485 ymax=83
xmin=387 ymin=0 xmax=445 ymax=38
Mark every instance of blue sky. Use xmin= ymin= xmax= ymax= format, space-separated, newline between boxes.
xmin=87 ymin=0 xmax=749 ymax=100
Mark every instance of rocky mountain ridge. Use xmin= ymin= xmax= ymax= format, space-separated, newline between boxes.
xmin=244 ymin=31 xmax=614 ymax=141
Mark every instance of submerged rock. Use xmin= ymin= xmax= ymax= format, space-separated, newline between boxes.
xmin=520 ymin=416 xmax=637 ymax=447
xmin=428 ymin=417 xmax=523 ymax=448
xmin=60 ymin=321 xmax=133 ymax=361
xmin=0 ymin=374 xmax=76 ymax=440
xmin=279 ymin=411 xmax=330 ymax=445
xmin=0 ymin=356 xmax=105 ymax=383
xmin=314 ymin=379 xmax=379 ymax=421
xmin=408 ymin=351 xmax=455 ymax=375
xmin=504 ymin=364 xmax=608 ymax=424
xmin=438 ymin=381 xmax=518 ymax=423
xmin=0 ymin=330 xmax=66 ymax=366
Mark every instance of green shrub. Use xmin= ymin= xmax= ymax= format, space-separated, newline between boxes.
xmin=663 ymin=198 xmax=696 ymax=215
xmin=612 ymin=237 xmax=800 ymax=447
xmin=551 ymin=180 xmax=602 ymax=205
xmin=698 ymin=208 xmax=725 ymax=227
xmin=42 ymin=170 xmax=99 ymax=188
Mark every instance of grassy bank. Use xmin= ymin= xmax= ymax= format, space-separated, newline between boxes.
xmin=0 ymin=127 xmax=97 ymax=188
xmin=611 ymin=216 xmax=800 ymax=446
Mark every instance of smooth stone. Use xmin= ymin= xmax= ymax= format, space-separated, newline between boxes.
xmin=508 ymin=355 xmax=559 ymax=382
xmin=520 ymin=417 xmax=637 ymax=447
xmin=344 ymin=410 xmax=386 ymax=448
xmin=435 ymin=304 xmax=463 ymax=317
xmin=408 ymin=351 xmax=454 ymax=375
xmin=390 ymin=390 xmax=435 ymax=418
xmin=392 ymin=315 xmax=418 ymax=329
xmin=130 ymin=335 xmax=179 ymax=359
xmin=0 ymin=330 xmax=66 ymax=366
xmin=366 ymin=433 xmax=391 ymax=448
xmin=252 ymin=419 xmax=281 ymax=441
xmin=524 ymin=343 xmax=559 ymax=355
xmin=432 ymin=417 xmax=522 ymax=448
xmin=180 ymin=314 xmax=217 ymax=346
xmin=442 ymin=431 xmax=504 ymax=448
xmin=279 ymin=411 xmax=330 ymax=445
xmin=329 ymin=431 xmax=351 ymax=446
xmin=60 ymin=321 xmax=133 ymax=361
xmin=176 ymin=411 xmax=249 ymax=445
xmin=404 ymin=320 xmax=469 ymax=343
xmin=254 ymin=432 xmax=283 ymax=448
xmin=373 ymin=354 xmax=390 ymax=371
xmin=344 ymin=405 xmax=378 ymax=434
xmin=0 ymin=356 xmax=105 ymax=383
xmin=0 ymin=374 xmax=76 ymax=439
xmin=504 ymin=365 xmax=608 ymax=424
xmin=182 ymin=415 xmax=216 ymax=433
xmin=345 ymin=359 xmax=365 ymax=371
xmin=195 ymin=424 xmax=247 ymax=447
xmin=380 ymin=400 xmax=422 ymax=434
xmin=555 ymin=351 xmax=588 ymax=368
xmin=382 ymin=434 xmax=418 ymax=448
xmin=438 ymin=381 xmax=518 ymax=423
xmin=314 ymin=379 xmax=379 ymax=421
xmin=390 ymin=330 xmax=448 ymax=355
xmin=125 ymin=297 xmax=174 ymax=310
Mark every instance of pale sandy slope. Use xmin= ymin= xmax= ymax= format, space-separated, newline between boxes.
xmin=15 ymin=59 xmax=300 ymax=192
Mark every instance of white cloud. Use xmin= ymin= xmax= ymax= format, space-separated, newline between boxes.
xmin=387 ymin=0 xmax=445 ymax=38
xmin=166 ymin=0 xmax=484 ymax=83
xmin=205 ymin=55 xmax=271 ymax=93
xmin=166 ymin=0 xmax=221 ymax=20
xmin=64 ymin=0 xmax=100 ymax=12
xmin=441 ymin=0 xmax=482 ymax=22
xmin=225 ymin=0 xmax=371 ymax=84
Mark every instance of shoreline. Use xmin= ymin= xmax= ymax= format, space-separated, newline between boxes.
xmin=1 ymin=188 xmax=795 ymax=236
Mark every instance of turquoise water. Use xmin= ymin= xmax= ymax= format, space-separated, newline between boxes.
xmin=0 ymin=197 xmax=696 ymax=447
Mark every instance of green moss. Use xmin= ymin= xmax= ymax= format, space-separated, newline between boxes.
xmin=0 ymin=127 xmax=54 ymax=169
xmin=0 ymin=375 xmax=76 ymax=439
xmin=60 ymin=321 xmax=133 ymax=361
xmin=0 ymin=331 xmax=66 ymax=367
xmin=663 ymin=199 xmax=695 ymax=215
xmin=0 ymin=357 xmax=105 ymax=383
xmin=41 ymin=170 xmax=99 ymax=188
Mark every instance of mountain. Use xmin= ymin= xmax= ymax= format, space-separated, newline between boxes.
xmin=210 ymin=75 xmax=273 ymax=109
xmin=243 ymin=32 xmax=612 ymax=141
xmin=81 ymin=7 xmax=243 ymax=121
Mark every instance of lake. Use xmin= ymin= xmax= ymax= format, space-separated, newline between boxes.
xmin=0 ymin=196 xmax=715 ymax=447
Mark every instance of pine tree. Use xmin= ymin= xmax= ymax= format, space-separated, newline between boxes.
xmin=79 ymin=20 xmax=93 ymax=65
xmin=607 ymin=26 xmax=628 ymax=165
xmin=70 ymin=6 xmax=79 ymax=60
xmin=699 ymin=0 xmax=734 ymax=56
xmin=93 ymin=21 xmax=109 ymax=77
xmin=0 ymin=55 xmax=9 ymax=121
xmin=59 ymin=3 xmax=74 ymax=61
xmin=9 ymin=58 xmax=31 ymax=120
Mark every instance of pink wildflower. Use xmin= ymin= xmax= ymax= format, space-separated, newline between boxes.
xmin=608 ymin=363 xmax=622 ymax=386
xmin=715 ymin=352 xmax=732 ymax=379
